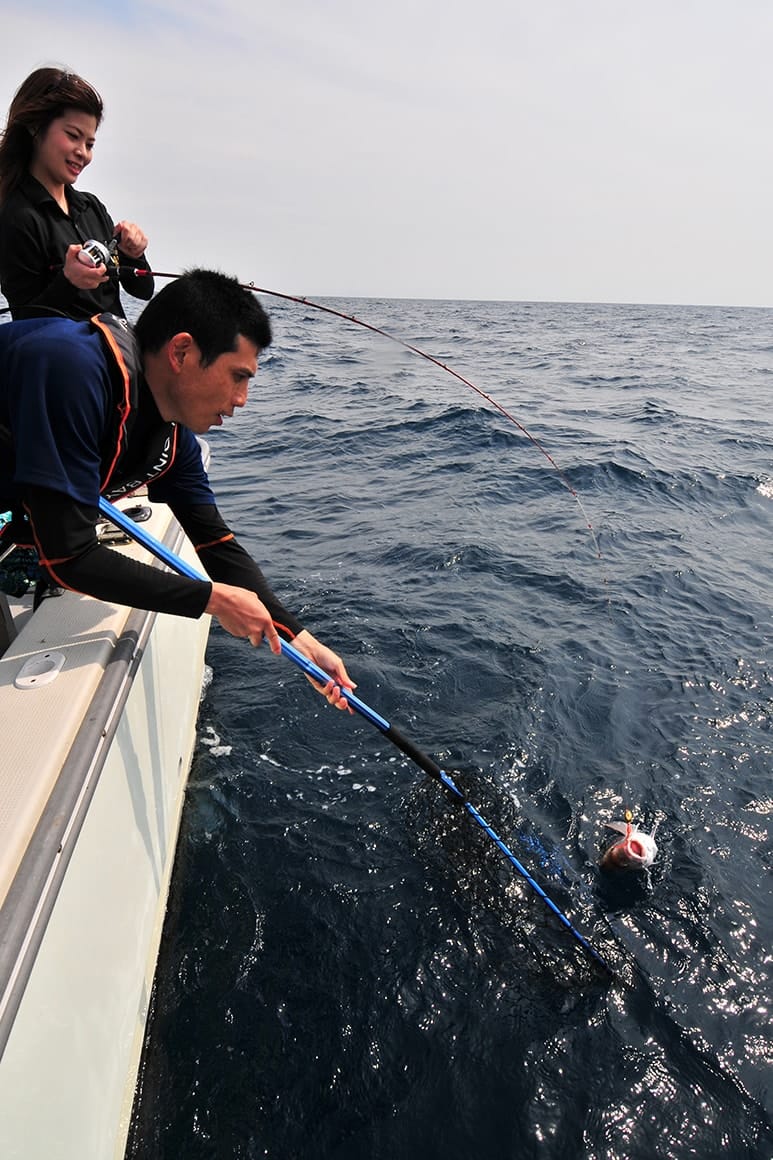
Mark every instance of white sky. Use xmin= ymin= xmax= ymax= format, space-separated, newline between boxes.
xmin=1 ymin=1 xmax=771 ymax=306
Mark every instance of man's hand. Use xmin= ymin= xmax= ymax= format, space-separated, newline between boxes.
xmin=204 ymin=589 xmax=355 ymax=710
xmin=290 ymin=629 xmax=357 ymax=711
xmin=205 ymin=582 xmax=281 ymax=653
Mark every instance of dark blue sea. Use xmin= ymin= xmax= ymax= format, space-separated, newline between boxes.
xmin=127 ymin=297 xmax=773 ymax=1160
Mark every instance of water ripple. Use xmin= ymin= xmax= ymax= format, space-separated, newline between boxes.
xmin=129 ymin=298 xmax=773 ymax=1160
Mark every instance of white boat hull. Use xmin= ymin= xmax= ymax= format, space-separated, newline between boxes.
xmin=0 ymin=500 xmax=210 ymax=1159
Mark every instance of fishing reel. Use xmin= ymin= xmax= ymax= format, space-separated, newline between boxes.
xmin=76 ymin=237 xmax=120 ymax=270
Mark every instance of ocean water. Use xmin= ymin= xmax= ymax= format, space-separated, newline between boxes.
xmin=127 ymin=297 xmax=773 ymax=1159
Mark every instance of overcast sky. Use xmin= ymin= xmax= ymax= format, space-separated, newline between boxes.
xmin=1 ymin=1 xmax=770 ymax=306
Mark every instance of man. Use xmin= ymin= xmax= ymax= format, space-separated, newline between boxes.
xmin=0 ymin=268 xmax=354 ymax=707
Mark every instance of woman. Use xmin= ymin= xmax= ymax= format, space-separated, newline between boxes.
xmin=0 ymin=67 xmax=154 ymax=320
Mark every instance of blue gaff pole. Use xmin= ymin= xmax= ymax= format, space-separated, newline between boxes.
xmin=98 ymin=496 xmax=614 ymax=979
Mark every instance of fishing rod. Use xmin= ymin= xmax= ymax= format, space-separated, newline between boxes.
xmin=122 ymin=266 xmax=601 ymax=558
xmin=98 ymin=495 xmax=615 ymax=980
xmin=3 ymin=261 xmax=600 ymax=553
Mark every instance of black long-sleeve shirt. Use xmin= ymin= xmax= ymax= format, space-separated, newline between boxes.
xmin=1 ymin=315 xmax=304 ymax=640
xmin=0 ymin=174 xmax=154 ymax=320
xmin=23 ymin=488 xmax=304 ymax=640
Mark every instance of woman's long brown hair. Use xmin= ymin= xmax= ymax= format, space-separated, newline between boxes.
xmin=0 ymin=67 xmax=103 ymax=203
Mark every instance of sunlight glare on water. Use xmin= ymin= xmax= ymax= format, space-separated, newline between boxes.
xmin=129 ymin=298 xmax=773 ymax=1160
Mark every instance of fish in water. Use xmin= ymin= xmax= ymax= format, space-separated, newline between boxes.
xmin=600 ymin=814 xmax=658 ymax=871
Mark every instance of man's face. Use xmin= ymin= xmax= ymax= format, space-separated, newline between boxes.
xmin=170 ymin=334 xmax=259 ymax=434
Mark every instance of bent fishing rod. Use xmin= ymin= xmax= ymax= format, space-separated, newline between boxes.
xmin=4 ymin=260 xmax=600 ymax=553
xmin=119 ymin=266 xmax=601 ymax=558
xmin=98 ymin=495 xmax=614 ymax=979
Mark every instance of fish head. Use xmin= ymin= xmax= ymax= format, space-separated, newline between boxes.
xmin=601 ymin=821 xmax=658 ymax=871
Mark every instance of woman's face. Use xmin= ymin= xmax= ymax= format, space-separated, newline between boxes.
xmin=30 ymin=109 xmax=99 ymax=194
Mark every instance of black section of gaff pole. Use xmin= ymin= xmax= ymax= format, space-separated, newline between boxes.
xmin=376 ymin=724 xmax=614 ymax=979
xmin=383 ymin=723 xmax=445 ymax=782
xmin=97 ymin=497 xmax=615 ymax=980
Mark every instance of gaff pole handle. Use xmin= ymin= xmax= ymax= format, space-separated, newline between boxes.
xmin=97 ymin=496 xmax=615 ymax=978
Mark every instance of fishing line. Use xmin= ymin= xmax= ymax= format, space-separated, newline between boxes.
xmin=2 ymin=267 xmax=601 ymax=554
xmin=126 ymin=267 xmax=601 ymax=558
xmin=97 ymin=496 xmax=615 ymax=980
xmin=4 ymin=269 xmax=611 ymax=963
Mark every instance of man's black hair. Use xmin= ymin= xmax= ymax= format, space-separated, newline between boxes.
xmin=134 ymin=269 xmax=272 ymax=365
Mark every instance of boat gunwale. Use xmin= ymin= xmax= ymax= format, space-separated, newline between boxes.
xmin=0 ymin=516 xmax=189 ymax=1061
